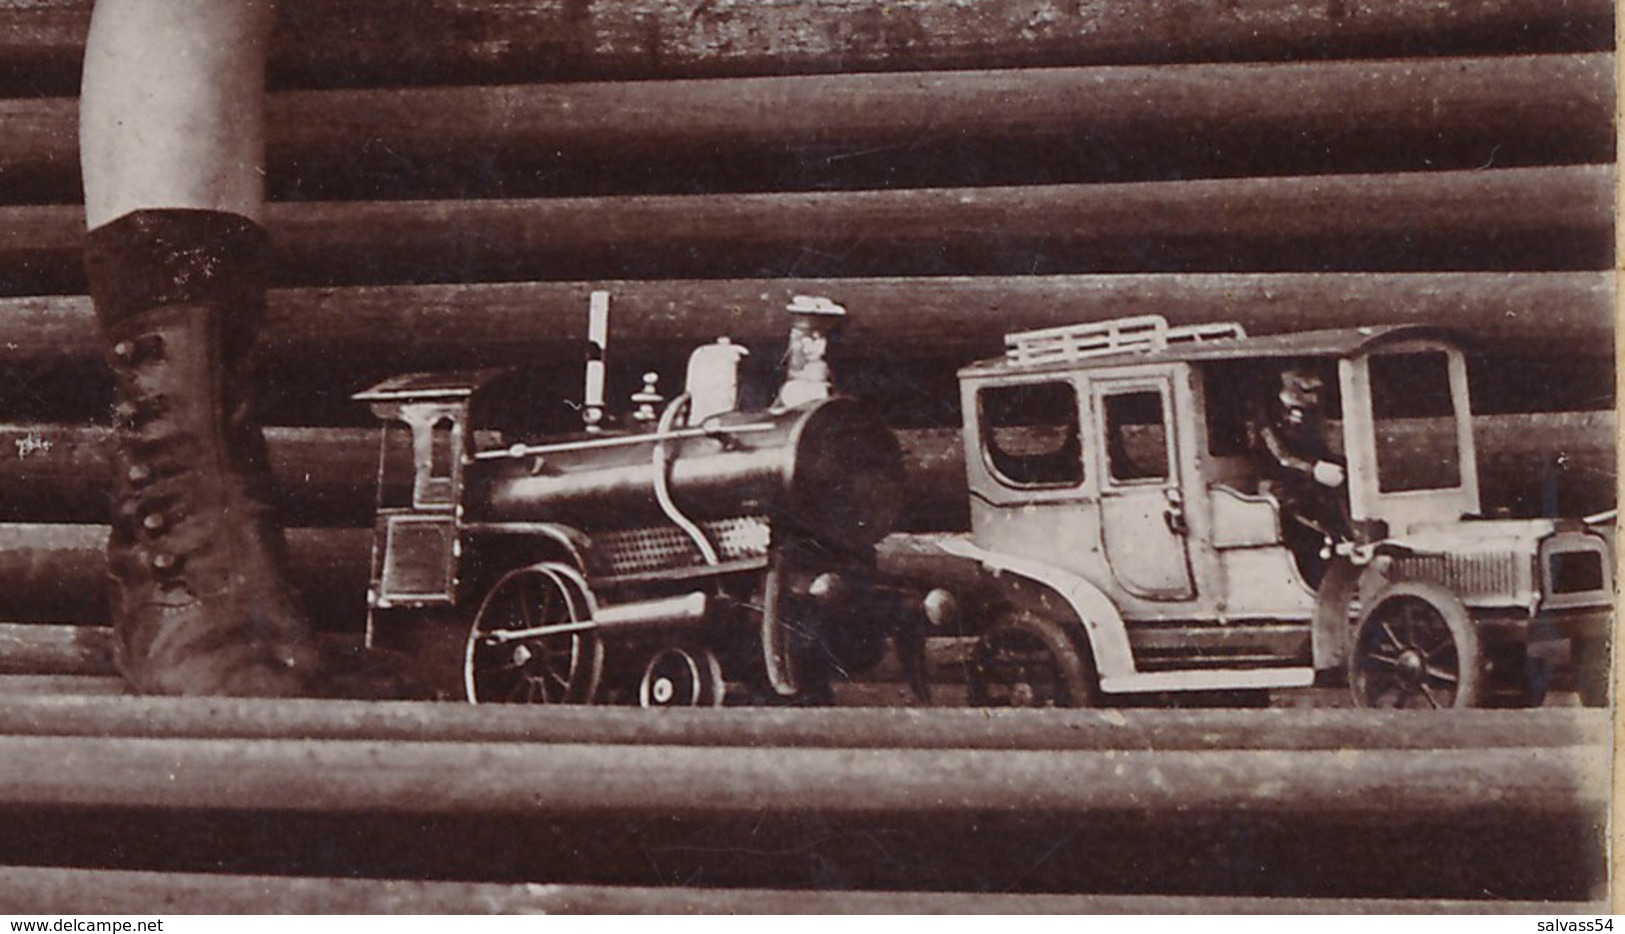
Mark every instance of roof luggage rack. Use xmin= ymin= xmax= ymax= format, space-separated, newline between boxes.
xmin=1005 ymin=314 xmax=1247 ymax=367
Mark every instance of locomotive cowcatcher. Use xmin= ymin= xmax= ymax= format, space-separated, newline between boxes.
xmin=946 ymin=315 xmax=1614 ymax=708
xmin=354 ymin=307 xmax=912 ymax=707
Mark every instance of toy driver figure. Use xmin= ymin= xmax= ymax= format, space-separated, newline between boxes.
xmin=774 ymin=295 xmax=846 ymax=410
xmin=1248 ymin=363 xmax=1350 ymax=547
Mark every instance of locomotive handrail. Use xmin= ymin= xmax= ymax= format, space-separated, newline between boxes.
xmin=654 ymin=393 xmax=722 ymax=565
xmin=470 ymin=420 xmax=778 ymax=460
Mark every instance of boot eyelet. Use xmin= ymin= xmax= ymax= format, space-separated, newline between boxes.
xmin=141 ymin=513 xmax=166 ymax=532
xmin=127 ymin=464 xmax=153 ymax=485
xmin=116 ymin=397 xmax=169 ymax=430
xmin=151 ymin=552 xmax=179 ymax=572
xmin=110 ymin=336 xmax=164 ymax=367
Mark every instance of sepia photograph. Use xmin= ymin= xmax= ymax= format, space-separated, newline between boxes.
xmin=0 ymin=0 xmax=1613 ymax=916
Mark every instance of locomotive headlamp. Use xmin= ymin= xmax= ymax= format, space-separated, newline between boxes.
xmin=922 ymin=588 xmax=958 ymax=631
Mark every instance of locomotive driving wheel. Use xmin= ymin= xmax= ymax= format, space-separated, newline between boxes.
xmin=464 ymin=564 xmax=604 ymax=704
xmin=1348 ymin=582 xmax=1482 ymax=709
xmin=968 ymin=611 xmax=1096 ymax=708
xmin=639 ymin=644 xmax=726 ymax=708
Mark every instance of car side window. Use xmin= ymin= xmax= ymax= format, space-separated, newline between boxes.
xmin=1103 ymin=389 xmax=1170 ymax=483
xmin=978 ymin=381 xmax=1084 ymax=487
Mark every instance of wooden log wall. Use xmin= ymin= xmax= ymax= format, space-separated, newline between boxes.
xmin=0 ymin=4 xmax=1614 ymax=911
xmin=0 ymin=3 xmax=1614 ymax=616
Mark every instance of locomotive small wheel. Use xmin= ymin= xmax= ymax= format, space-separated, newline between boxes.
xmin=464 ymin=565 xmax=604 ymax=705
xmin=639 ymin=645 xmax=726 ymax=708
xmin=1348 ymin=582 xmax=1482 ymax=709
xmin=968 ymin=611 xmax=1095 ymax=708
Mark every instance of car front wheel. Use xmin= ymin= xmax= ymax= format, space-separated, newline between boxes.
xmin=1349 ymin=582 xmax=1482 ymax=709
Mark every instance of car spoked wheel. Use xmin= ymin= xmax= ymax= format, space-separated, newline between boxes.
xmin=639 ymin=645 xmax=726 ymax=708
xmin=1349 ymin=582 xmax=1481 ymax=709
xmin=968 ymin=611 xmax=1094 ymax=708
xmin=465 ymin=564 xmax=604 ymax=705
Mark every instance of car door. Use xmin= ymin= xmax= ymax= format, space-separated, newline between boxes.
xmin=1093 ymin=374 xmax=1195 ymax=600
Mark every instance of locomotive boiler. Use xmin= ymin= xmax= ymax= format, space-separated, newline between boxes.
xmin=354 ymin=300 xmax=917 ymax=707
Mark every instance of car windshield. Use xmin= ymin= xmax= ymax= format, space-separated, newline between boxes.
xmin=1369 ymin=351 xmax=1461 ymax=493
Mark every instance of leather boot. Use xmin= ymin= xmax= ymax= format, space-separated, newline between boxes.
xmin=86 ymin=209 xmax=321 ymax=696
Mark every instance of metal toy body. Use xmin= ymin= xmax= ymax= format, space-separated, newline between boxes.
xmin=948 ymin=315 xmax=1614 ymax=708
xmin=355 ymin=302 xmax=908 ymax=707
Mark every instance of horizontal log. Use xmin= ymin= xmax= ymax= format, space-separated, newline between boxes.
xmin=885 ymin=414 xmax=1618 ymax=525
xmin=0 ymin=525 xmax=370 ymax=626
xmin=0 ymin=866 xmax=1600 ymax=914
xmin=4 ymin=54 xmax=1612 ymax=202
xmin=0 ymin=695 xmax=1606 ymax=752
xmin=1 ymin=747 xmax=1599 ymax=897
xmin=1 ymin=273 xmax=1611 ymax=371
xmin=1 ymin=166 xmax=1613 ymax=295
xmin=0 ymin=393 xmax=1612 ymax=616
xmin=0 ymin=274 xmax=1611 ymax=435
xmin=0 ymin=733 xmax=1605 ymax=815
xmin=0 ymin=674 xmax=121 ymax=696
xmin=0 ymin=425 xmax=400 ymax=526
xmin=0 ymin=0 xmax=1609 ymax=94
xmin=0 ymin=621 xmax=111 ymax=674
xmin=0 ymin=413 xmax=1610 ymax=526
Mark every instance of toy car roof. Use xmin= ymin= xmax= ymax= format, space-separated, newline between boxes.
xmin=961 ymin=314 xmax=1465 ymax=378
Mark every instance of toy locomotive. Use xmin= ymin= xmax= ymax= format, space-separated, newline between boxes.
xmin=355 ymin=294 xmax=928 ymax=706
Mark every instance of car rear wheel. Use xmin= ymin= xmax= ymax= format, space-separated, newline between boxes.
xmin=1349 ymin=582 xmax=1482 ymax=709
xmin=968 ymin=611 xmax=1096 ymax=708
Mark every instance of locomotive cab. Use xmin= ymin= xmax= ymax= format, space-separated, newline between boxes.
xmin=355 ymin=369 xmax=502 ymax=621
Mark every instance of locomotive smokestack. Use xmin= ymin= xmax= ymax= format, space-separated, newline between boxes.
xmin=584 ymin=290 xmax=610 ymax=432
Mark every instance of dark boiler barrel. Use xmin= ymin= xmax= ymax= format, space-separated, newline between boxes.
xmin=465 ymin=398 xmax=904 ymax=549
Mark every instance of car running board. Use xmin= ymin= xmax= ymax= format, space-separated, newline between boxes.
xmin=1100 ymin=667 xmax=1315 ymax=694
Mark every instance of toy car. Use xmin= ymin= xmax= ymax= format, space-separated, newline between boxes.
xmin=942 ymin=314 xmax=1614 ymax=708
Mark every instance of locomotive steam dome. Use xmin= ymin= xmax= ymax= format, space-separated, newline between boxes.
xmin=466 ymin=397 xmax=905 ymax=551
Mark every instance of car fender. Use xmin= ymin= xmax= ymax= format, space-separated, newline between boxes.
xmin=938 ymin=537 xmax=1136 ymax=681
xmin=1310 ymin=556 xmax=1362 ymax=670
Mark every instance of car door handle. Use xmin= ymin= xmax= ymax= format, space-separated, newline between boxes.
xmin=1163 ymin=491 xmax=1189 ymax=536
